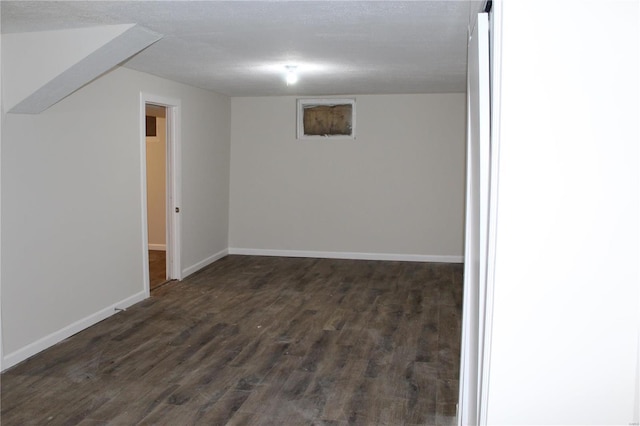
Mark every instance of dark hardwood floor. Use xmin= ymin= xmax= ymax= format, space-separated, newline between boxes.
xmin=1 ymin=255 xmax=463 ymax=425
xmin=148 ymin=250 xmax=167 ymax=290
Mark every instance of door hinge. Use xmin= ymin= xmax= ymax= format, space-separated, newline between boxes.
xmin=175 ymin=207 xmax=180 ymax=213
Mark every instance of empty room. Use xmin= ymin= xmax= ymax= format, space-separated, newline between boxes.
xmin=1 ymin=1 xmax=638 ymax=425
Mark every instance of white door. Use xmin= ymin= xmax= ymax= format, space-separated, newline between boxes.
xmin=458 ymin=12 xmax=490 ymax=426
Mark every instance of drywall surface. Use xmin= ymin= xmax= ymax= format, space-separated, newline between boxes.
xmin=2 ymin=24 xmax=133 ymax=111
xmin=0 ymin=31 xmax=4 ymax=372
xmin=146 ymin=116 xmax=166 ymax=248
xmin=229 ymin=94 xmax=465 ymax=258
xmin=486 ymin=1 xmax=639 ymax=424
xmin=1 ymin=66 xmax=230 ymax=363
xmin=3 ymin=25 xmax=162 ymax=114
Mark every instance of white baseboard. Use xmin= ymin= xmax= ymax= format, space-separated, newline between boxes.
xmin=148 ymin=244 xmax=166 ymax=251
xmin=228 ymin=248 xmax=463 ymax=263
xmin=182 ymin=248 xmax=229 ymax=278
xmin=2 ymin=291 xmax=147 ymax=372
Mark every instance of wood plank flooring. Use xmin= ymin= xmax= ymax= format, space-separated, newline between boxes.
xmin=1 ymin=255 xmax=463 ymax=425
xmin=148 ymin=250 xmax=167 ymax=290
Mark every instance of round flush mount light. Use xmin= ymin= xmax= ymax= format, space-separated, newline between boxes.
xmin=285 ymin=65 xmax=298 ymax=85
xmin=250 ymin=61 xmax=339 ymax=85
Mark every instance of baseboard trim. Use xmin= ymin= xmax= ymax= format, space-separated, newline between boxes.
xmin=228 ymin=248 xmax=463 ymax=263
xmin=148 ymin=244 xmax=166 ymax=251
xmin=182 ymin=248 xmax=229 ymax=278
xmin=2 ymin=291 xmax=147 ymax=372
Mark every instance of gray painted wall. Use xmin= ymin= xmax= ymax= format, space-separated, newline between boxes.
xmin=229 ymin=94 xmax=466 ymax=259
xmin=1 ymin=66 xmax=230 ymax=360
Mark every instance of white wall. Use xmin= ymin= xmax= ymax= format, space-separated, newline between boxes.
xmin=180 ymin=89 xmax=231 ymax=273
xmin=0 ymin=30 xmax=4 ymax=372
xmin=2 ymin=25 xmax=134 ymax=112
xmin=1 ymin=66 xmax=230 ymax=367
xmin=229 ymin=94 xmax=465 ymax=261
xmin=485 ymin=1 xmax=639 ymax=424
xmin=146 ymin=116 xmax=166 ymax=249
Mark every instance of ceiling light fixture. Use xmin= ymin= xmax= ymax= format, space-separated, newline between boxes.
xmin=285 ymin=65 xmax=298 ymax=85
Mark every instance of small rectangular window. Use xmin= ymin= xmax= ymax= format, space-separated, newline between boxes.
xmin=297 ymin=99 xmax=356 ymax=140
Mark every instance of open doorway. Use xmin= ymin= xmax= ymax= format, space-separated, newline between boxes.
xmin=145 ymin=104 xmax=168 ymax=289
xmin=140 ymin=94 xmax=182 ymax=294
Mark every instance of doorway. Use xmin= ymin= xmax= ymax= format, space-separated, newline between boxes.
xmin=140 ymin=94 xmax=182 ymax=294
xmin=145 ymin=104 xmax=168 ymax=289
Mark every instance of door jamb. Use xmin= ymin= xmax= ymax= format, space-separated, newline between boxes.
xmin=458 ymin=10 xmax=495 ymax=426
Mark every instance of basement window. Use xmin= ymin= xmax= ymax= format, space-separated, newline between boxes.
xmin=297 ymin=98 xmax=356 ymax=140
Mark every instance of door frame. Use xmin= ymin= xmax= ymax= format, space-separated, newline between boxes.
xmin=458 ymin=10 xmax=495 ymax=425
xmin=139 ymin=93 xmax=182 ymax=294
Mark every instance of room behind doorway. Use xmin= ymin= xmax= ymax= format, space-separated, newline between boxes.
xmin=145 ymin=104 xmax=168 ymax=289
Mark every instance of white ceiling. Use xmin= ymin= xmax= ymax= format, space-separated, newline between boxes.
xmin=1 ymin=1 xmax=474 ymax=97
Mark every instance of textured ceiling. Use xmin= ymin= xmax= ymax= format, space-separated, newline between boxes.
xmin=1 ymin=1 xmax=474 ymax=97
